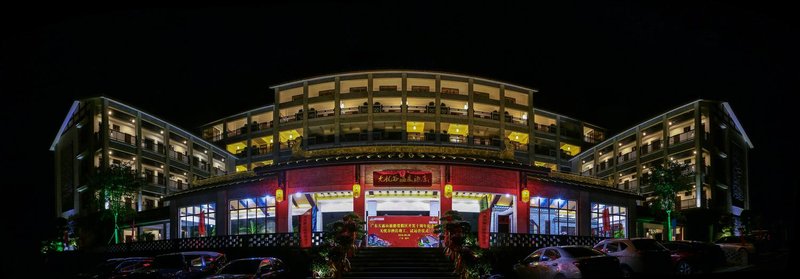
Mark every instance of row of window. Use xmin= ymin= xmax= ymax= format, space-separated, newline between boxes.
xmin=179 ymin=198 xmax=626 ymax=238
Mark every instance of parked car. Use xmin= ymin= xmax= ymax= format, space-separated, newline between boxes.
xmin=593 ymin=238 xmax=671 ymax=277
xmin=715 ymin=235 xmax=758 ymax=265
xmin=78 ymin=257 xmax=153 ymax=279
xmin=513 ymin=246 xmax=621 ymax=278
xmin=661 ymin=241 xmax=725 ymax=275
xmin=129 ymin=251 xmax=226 ymax=279
xmin=205 ymin=257 xmax=289 ymax=279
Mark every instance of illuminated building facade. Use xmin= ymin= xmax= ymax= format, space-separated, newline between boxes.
xmin=52 ymin=71 xmax=750 ymax=244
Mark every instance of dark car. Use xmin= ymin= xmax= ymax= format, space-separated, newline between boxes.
xmin=78 ymin=257 xmax=153 ymax=279
xmin=205 ymin=257 xmax=289 ymax=279
xmin=662 ymin=241 xmax=726 ymax=275
xmin=129 ymin=251 xmax=226 ymax=279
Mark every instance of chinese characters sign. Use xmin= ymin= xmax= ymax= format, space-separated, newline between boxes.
xmin=367 ymin=216 xmax=439 ymax=248
xmin=373 ymin=170 xmax=432 ymax=187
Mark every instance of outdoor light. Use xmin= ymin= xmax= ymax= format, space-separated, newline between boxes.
xmin=522 ymin=113 xmax=528 ymax=120
xmin=444 ymin=184 xmax=453 ymax=199
xmin=183 ymin=140 xmax=187 ymax=144
xmin=521 ymin=188 xmax=530 ymax=203
xmin=642 ymin=132 xmax=647 ymax=136
xmin=352 ymin=183 xmax=361 ymax=198
xmin=276 ymin=189 xmax=284 ymax=202
xmin=693 ymin=151 xmax=697 ymax=154
xmin=131 ymin=119 xmax=136 ymax=123
xmin=160 ymin=130 xmax=164 ymax=134
xmin=160 ymin=165 xmax=164 ymax=168
xmin=108 ymin=151 xmax=112 ymax=154
xmin=619 ymin=142 xmax=622 ymax=146
xmin=204 ymin=150 xmax=207 ymax=153
xmin=669 ymin=121 xmax=673 ymax=125
xmin=183 ymin=172 xmax=187 ymax=175
xmin=108 ymin=110 xmax=112 ymax=115
xmin=295 ymin=192 xmax=302 ymax=197
xmin=221 ymin=158 xmax=225 ymax=162
xmin=464 ymin=103 xmax=469 ymax=110
xmin=339 ymin=101 xmax=344 ymax=109
xmin=599 ymin=152 xmax=603 ymax=155
xmin=132 ymin=157 xmax=136 ymax=160
xmin=505 ymin=193 xmax=511 ymax=198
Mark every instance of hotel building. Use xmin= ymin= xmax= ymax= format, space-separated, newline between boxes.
xmin=51 ymin=71 xmax=751 ymax=245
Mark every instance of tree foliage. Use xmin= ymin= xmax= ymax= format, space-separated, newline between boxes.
xmin=644 ymin=161 xmax=694 ymax=212
xmin=86 ymin=163 xmax=143 ymax=243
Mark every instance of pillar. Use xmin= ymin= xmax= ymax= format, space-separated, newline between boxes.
xmin=353 ymin=165 xmax=366 ymax=219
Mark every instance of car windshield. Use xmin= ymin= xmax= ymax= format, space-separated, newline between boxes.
xmin=152 ymin=254 xmax=184 ymax=269
xmin=562 ymin=247 xmax=605 ymax=258
xmin=218 ymin=260 xmax=261 ymax=275
xmin=631 ymin=239 xmax=667 ymax=251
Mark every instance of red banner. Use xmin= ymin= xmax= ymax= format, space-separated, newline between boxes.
xmin=299 ymin=210 xmax=312 ymax=248
xmin=373 ymin=170 xmax=432 ymax=187
xmin=367 ymin=216 xmax=439 ymax=248
xmin=478 ymin=209 xmax=490 ymax=249
xmin=602 ymin=208 xmax=611 ymax=233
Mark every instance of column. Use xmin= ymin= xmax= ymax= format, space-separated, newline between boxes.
xmin=354 ymin=165 xmax=366 ymax=220
xmin=334 ymin=77 xmax=341 ymax=145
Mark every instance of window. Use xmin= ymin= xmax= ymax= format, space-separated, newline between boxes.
xmin=229 ymin=196 xmax=277 ymax=235
xmin=530 ymin=197 xmax=577 ymax=235
xmin=543 ymin=249 xmax=561 ymax=261
xmin=591 ymin=203 xmax=628 ymax=238
xmin=179 ymin=203 xmax=216 ymax=238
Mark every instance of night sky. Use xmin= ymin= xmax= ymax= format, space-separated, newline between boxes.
xmin=1 ymin=2 xmax=796 ymax=272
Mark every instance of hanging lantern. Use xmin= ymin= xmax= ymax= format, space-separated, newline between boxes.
xmin=444 ymin=184 xmax=453 ymax=199
xmin=521 ymin=188 xmax=530 ymax=203
xmin=276 ymin=188 xmax=284 ymax=203
xmin=352 ymin=183 xmax=361 ymax=198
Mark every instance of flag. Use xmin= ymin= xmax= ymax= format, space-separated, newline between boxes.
xmin=198 ymin=209 xmax=206 ymax=237
xmin=602 ymin=208 xmax=610 ymax=233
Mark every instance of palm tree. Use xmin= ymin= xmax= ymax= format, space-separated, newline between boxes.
xmin=644 ymin=160 xmax=693 ymax=241
xmin=87 ymin=162 xmax=143 ymax=244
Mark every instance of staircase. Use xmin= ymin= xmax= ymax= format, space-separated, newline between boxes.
xmin=344 ymin=247 xmax=457 ymax=279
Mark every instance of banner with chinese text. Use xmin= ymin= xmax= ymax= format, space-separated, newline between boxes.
xmin=373 ymin=170 xmax=432 ymax=187
xmin=367 ymin=216 xmax=439 ymax=248
xmin=478 ymin=209 xmax=490 ymax=248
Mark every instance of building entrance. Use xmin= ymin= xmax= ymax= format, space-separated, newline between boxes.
xmin=365 ymin=190 xmax=440 ymax=247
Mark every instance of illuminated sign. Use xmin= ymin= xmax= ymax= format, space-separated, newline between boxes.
xmin=367 ymin=216 xmax=439 ymax=248
xmin=373 ymin=170 xmax=432 ymax=187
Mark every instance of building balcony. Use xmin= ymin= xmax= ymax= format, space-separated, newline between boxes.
xmin=473 ymin=137 xmax=501 ymax=147
xmin=371 ymin=105 xmax=403 ymax=113
xmin=308 ymin=109 xmax=335 ymax=119
xmin=508 ymin=116 xmax=528 ymax=126
xmin=340 ymin=107 xmax=363 ymax=115
xmin=280 ymin=114 xmax=299 ymax=123
xmin=143 ymin=175 xmax=166 ymax=186
xmin=533 ymin=123 xmax=557 ymax=134
xmin=640 ymin=141 xmax=663 ymax=155
xmin=473 ymin=110 xmax=499 ymax=120
xmin=581 ymin=169 xmax=594 ymax=176
xmin=168 ymin=180 xmax=188 ymax=191
xmin=407 ymin=105 xmax=436 ymax=114
xmin=212 ymin=167 xmax=227 ymax=176
xmin=109 ymin=130 xmax=137 ymax=146
xmin=616 ymin=151 xmax=637 ymax=164
xmin=168 ymin=150 xmax=189 ymax=165
xmin=251 ymin=121 xmax=273 ymax=131
xmin=443 ymin=107 xmax=468 ymax=117
xmin=141 ymin=142 xmax=165 ymax=155
xmin=533 ymin=145 xmax=557 ymax=157
xmin=669 ymin=130 xmax=695 ymax=146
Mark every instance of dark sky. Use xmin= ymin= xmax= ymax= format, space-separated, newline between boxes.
xmin=1 ymin=1 xmax=796 ymax=271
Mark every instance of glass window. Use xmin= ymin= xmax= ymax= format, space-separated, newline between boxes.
xmin=591 ymin=203 xmax=628 ymax=238
xmin=529 ymin=197 xmax=577 ymax=235
xmin=229 ymin=196 xmax=277 ymax=235
xmin=179 ymin=203 xmax=216 ymax=238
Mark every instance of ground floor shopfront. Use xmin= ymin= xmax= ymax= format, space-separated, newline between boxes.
xmin=167 ymin=163 xmax=640 ymax=247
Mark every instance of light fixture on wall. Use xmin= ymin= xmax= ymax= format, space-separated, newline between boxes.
xmin=444 ymin=184 xmax=453 ymax=199
xmin=353 ymin=183 xmax=361 ymax=198
xmin=521 ymin=188 xmax=530 ymax=203
xmin=276 ymin=189 xmax=284 ymax=203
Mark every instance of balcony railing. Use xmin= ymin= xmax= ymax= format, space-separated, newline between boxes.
xmin=279 ymin=114 xmax=298 ymax=123
xmin=616 ymin=151 xmax=637 ymax=164
xmin=212 ymin=167 xmax=227 ymax=176
xmin=169 ymin=150 xmax=189 ymax=164
xmin=407 ymin=132 xmax=425 ymax=142
xmin=141 ymin=142 xmax=165 ymax=155
xmin=443 ymin=107 xmax=468 ymax=116
xmin=340 ymin=107 xmax=361 ymax=115
xmin=680 ymin=198 xmax=698 ymax=209
xmin=473 ymin=110 xmax=499 ymax=120
xmin=473 ymin=137 xmax=501 ymax=147
xmin=308 ymin=109 xmax=335 ymax=118
xmin=109 ymin=130 xmax=136 ymax=145
xmin=640 ymin=140 xmax=663 ymax=155
xmin=510 ymin=141 xmax=528 ymax=151
xmin=143 ymin=175 xmax=166 ymax=186
xmin=252 ymin=122 xmax=273 ymax=131
xmin=669 ymin=130 xmax=695 ymax=146
xmin=533 ymin=123 xmax=556 ymax=133
xmin=618 ymin=179 xmax=639 ymax=190
xmin=534 ymin=145 xmax=557 ymax=157
xmin=168 ymin=180 xmax=188 ymax=191
xmin=508 ymin=116 xmax=528 ymax=125
xmin=372 ymin=105 xmax=403 ymax=113
xmin=584 ymin=135 xmax=603 ymax=144
xmin=407 ymin=105 xmax=428 ymax=114
xmin=581 ymin=169 xmax=593 ymax=176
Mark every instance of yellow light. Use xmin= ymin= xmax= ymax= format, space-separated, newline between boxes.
xmin=353 ymin=183 xmax=361 ymax=198
xmin=444 ymin=184 xmax=453 ymax=199
xmin=521 ymin=189 xmax=530 ymax=203
xmin=642 ymin=132 xmax=647 ymax=136
xmin=276 ymin=189 xmax=284 ymax=203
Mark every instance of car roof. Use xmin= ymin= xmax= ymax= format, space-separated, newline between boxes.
xmin=158 ymin=251 xmax=223 ymax=256
xmin=107 ymin=257 xmax=153 ymax=261
xmin=230 ymin=257 xmax=279 ymax=262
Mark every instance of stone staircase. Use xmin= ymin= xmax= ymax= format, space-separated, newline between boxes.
xmin=343 ymin=247 xmax=457 ymax=279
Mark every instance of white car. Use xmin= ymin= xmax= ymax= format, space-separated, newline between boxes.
xmin=593 ymin=238 xmax=671 ymax=277
xmin=513 ymin=246 xmax=621 ymax=279
xmin=715 ymin=236 xmax=757 ymax=265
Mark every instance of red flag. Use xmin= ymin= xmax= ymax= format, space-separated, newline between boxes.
xmin=602 ymin=208 xmax=611 ymax=233
xmin=198 ymin=209 xmax=206 ymax=237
